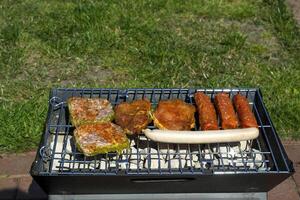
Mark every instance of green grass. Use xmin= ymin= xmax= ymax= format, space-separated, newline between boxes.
xmin=0 ymin=0 xmax=299 ymax=152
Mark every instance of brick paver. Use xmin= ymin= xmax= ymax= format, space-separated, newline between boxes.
xmin=0 ymin=178 xmax=18 ymax=200
xmin=16 ymin=176 xmax=47 ymax=200
xmin=0 ymin=142 xmax=299 ymax=199
xmin=268 ymin=177 xmax=300 ymax=200
xmin=0 ymin=152 xmax=36 ymax=176
xmin=284 ymin=142 xmax=300 ymax=193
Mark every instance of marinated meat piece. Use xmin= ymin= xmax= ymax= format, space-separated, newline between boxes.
xmin=114 ymin=99 xmax=152 ymax=134
xmin=153 ymin=99 xmax=196 ymax=130
xmin=68 ymin=97 xmax=114 ymax=127
xmin=74 ymin=123 xmax=129 ymax=156
xmin=194 ymin=92 xmax=219 ymax=130
xmin=233 ymin=94 xmax=258 ymax=128
xmin=214 ymin=93 xmax=238 ymax=129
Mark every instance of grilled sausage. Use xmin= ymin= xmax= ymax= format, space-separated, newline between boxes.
xmin=214 ymin=93 xmax=238 ymax=129
xmin=194 ymin=92 xmax=219 ymax=130
xmin=233 ymin=94 xmax=258 ymax=128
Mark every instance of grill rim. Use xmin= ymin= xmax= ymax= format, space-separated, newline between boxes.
xmin=30 ymin=88 xmax=294 ymax=177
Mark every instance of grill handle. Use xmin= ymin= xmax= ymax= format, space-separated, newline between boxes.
xmin=131 ymin=178 xmax=195 ymax=183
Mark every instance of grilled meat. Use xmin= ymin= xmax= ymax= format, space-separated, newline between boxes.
xmin=153 ymin=99 xmax=196 ymax=130
xmin=68 ymin=97 xmax=114 ymax=127
xmin=214 ymin=93 xmax=238 ymax=129
xmin=74 ymin=123 xmax=129 ymax=156
xmin=233 ymin=94 xmax=258 ymax=128
xmin=114 ymin=99 xmax=152 ymax=134
xmin=194 ymin=92 xmax=219 ymax=130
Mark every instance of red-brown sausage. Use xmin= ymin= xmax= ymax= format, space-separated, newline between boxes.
xmin=233 ymin=94 xmax=258 ymax=128
xmin=214 ymin=93 xmax=238 ymax=129
xmin=194 ymin=92 xmax=219 ymax=130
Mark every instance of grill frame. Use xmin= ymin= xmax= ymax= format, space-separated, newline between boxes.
xmin=31 ymin=88 xmax=294 ymax=194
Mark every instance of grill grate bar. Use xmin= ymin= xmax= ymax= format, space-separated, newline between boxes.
xmin=146 ymin=137 xmax=150 ymax=174
xmin=256 ymin=92 xmax=290 ymax=171
xmin=167 ymin=144 xmax=172 ymax=173
xmin=136 ymin=136 xmax=141 ymax=174
xmin=157 ymin=142 xmax=162 ymax=174
xmin=48 ymin=92 xmax=67 ymax=173
xmin=227 ymin=143 xmax=237 ymax=172
xmin=253 ymin=103 xmax=279 ymax=172
xmin=177 ymin=144 xmax=183 ymax=174
xmin=58 ymin=124 xmax=71 ymax=172
xmin=238 ymin=143 xmax=248 ymax=172
xmin=187 ymin=144 xmax=194 ymax=173
xmin=217 ymin=144 xmax=225 ymax=172
xmin=125 ymin=143 xmax=129 ymax=174
xmin=197 ymin=144 xmax=204 ymax=173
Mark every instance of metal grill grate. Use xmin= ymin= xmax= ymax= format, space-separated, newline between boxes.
xmin=37 ymin=88 xmax=291 ymax=175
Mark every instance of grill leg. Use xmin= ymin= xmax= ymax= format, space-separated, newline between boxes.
xmin=48 ymin=192 xmax=267 ymax=200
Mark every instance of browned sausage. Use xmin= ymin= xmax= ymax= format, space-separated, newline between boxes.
xmin=233 ymin=94 xmax=258 ymax=128
xmin=214 ymin=93 xmax=238 ymax=129
xmin=194 ymin=92 xmax=219 ymax=130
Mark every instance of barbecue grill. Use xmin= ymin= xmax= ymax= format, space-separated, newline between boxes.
xmin=30 ymin=88 xmax=294 ymax=200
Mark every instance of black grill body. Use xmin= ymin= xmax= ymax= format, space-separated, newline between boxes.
xmin=31 ymin=88 xmax=294 ymax=194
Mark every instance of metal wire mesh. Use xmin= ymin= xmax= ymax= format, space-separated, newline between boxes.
xmin=38 ymin=88 xmax=290 ymax=175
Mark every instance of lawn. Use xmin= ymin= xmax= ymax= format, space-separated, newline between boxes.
xmin=0 ymin=0 xmax=299 ymax=152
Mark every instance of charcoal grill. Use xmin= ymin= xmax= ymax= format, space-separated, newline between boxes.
xmin=31 ymin=88 xmax=294 ymax=199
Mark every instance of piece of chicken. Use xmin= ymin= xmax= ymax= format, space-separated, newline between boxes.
xmin=153 ymin=99 xmax=196 ymax=130
xmin=114 ymin=99 xmax=152 ymax=134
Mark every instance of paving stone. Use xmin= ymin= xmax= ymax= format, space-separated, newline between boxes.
xmin=16 ymin=176 xmax=47 ymax=200
xmin=292 ymin=165 xmax=300 ymax=188
xmin=284 ymin=143 xmax=300 ymax=192
xmin=284 ymin=143 xmax=300 ymax=163
xmin=0 ymin=152 xmax=36 ymax=176
xmin=0 ymin=178 xmax=18 ymax=200
xmin=283 ymin=140 xmax=300 ymax=146
xmin=268 ymin=176 xmax=300 ymax=200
